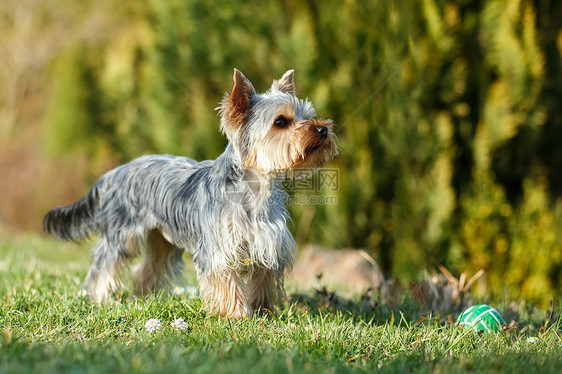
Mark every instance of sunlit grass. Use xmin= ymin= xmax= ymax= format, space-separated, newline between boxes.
xmin=1 ymin=233 xmax=561 ymax=373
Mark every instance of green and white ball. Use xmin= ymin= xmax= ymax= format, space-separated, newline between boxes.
xmin=456 ymin=304 xmax=505 ymax=333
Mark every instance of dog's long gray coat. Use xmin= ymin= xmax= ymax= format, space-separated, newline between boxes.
xmin=44 ymin=144 xmax=294 ymax=276
xmin=43 ymin=69 xmax=336 ymax=318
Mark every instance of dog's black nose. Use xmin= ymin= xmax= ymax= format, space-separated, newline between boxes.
xmin=316 ymin=126 xmax=328 ymax=138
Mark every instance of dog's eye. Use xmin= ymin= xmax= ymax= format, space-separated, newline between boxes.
xmin=274 ymin=117 xmax=289 ymax=128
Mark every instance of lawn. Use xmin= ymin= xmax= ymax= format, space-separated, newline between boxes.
xmin=1 ymin=233 xmax=561 ymax=373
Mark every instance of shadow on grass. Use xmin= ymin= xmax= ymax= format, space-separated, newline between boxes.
xmin=284 ymin=286 xmax=562 ymax=334
xmin=284 ymin=287 xmax=423 ymax=326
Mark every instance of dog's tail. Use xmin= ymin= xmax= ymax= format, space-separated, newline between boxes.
xmin=43 ymin=186 xmax=100 ymax=241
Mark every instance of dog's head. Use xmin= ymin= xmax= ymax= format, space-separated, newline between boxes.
xmin=219 ymin=69 xmax=337 ymax=174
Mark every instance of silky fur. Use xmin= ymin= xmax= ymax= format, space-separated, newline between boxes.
xmin=43 ymin=69 xmax=337 ymax=318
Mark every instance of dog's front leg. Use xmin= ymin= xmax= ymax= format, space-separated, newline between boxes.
xmin=197 ymin=270 xmax=252 ymax=319
xmin=248 ymin=267 xmax=283 ymax=313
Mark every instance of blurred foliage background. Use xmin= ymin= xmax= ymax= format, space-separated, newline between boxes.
xmin=0 ymin=0 xmax=561 ymax=306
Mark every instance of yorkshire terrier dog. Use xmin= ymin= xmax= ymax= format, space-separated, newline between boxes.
xmin=43 ymin=69 xmax=337 ymax=318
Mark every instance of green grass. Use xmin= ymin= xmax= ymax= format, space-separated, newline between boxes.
xmin=1 ymin=233 xmax=561 ymax=373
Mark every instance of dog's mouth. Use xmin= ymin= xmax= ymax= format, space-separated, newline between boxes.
xmin=307 ymin=130 xmax=337 ymax=153
xmin=299 ymin=139 xmax=326 ymax=161
xmin=294 ymin=135 xmax=337 ymax=166
xmin=304 ymin=142 xmax=324 ymax=155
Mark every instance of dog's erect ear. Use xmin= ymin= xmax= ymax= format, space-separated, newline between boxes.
xmin=229 ymin=69 xmax=255 ymax=120
xmin=220 ymin=69 xmax=256 ymax=136
xmin=272 ymin=69 xmax=295 ymax=95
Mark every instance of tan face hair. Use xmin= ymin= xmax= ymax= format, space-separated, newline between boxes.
xmin=242 ymin=116 xmax=337 ymax=173
xmin=219 ymin=69 xmax=337 ymax=174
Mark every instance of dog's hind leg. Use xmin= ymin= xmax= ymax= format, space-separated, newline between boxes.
xmin=80 ymin=237 xmax=129 ymax=303
xmin=133 ymin=229 xmax=184 ymax=296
